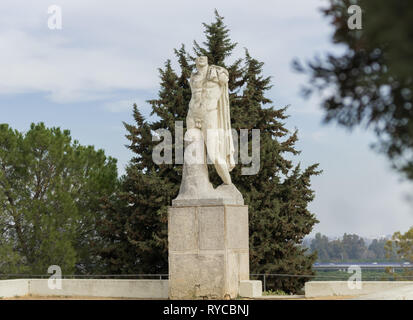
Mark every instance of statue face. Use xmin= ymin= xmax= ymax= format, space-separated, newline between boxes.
xmin=196 ymin=56 xmax=208 ymax=68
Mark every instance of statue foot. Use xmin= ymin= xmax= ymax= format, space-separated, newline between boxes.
xmin=215 ymin=183 xmax=244 ymax=205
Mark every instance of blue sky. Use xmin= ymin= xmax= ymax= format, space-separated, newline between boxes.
xmin=1 ymin=0 xmax=412 ymax=238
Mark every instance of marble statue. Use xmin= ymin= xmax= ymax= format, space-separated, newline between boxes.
xmin=168 ymin=56 xmax=256 ymax=300
xmin=173 ymin=56 xmax=243 ymax=205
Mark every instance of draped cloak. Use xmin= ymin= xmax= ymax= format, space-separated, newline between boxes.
xmin=208 ymin=65 xmax=235 ymax=172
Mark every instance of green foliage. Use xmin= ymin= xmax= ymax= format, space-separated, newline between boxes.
xmin=294 ymin=0 xmax=413 ymax=179
xmin=385 ymin=227 xmax=413 ymax=263
xmin=262 ymin=289 xmax=288 ymax=296
xmin=99 ymin=10 xmax=320 ymax=293
xmin=368 ymin=238 xmax=387 ymax=260
xmin=310 ymin=232 xmax=391 ymax=262
xmin=0 ymin=123 xmax=118 ymax=275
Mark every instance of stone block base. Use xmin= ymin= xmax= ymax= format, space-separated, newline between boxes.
xmin=239 ymin=280 xmax=262 ymax=298
xmin=168 ymin=204 xmax=249 ymax=299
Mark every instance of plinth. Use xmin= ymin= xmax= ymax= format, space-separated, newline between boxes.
xmin=168 ymin=202 xmax=249 ymax=299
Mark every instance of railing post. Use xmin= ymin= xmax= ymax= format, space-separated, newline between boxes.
xmin=263 ymin=274 xmax=266 ymax=292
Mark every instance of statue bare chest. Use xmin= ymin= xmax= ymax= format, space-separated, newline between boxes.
xmin=190 ymin=72 xmax=221 ymax=106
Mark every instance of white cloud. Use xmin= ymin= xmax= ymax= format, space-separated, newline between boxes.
xmin=311 ymin=130 xmax=326 ymax=143
xmin=0 ymin=29 xmax=157 ymax=103
xmin=104 ymin=99 xmax=142 ymax=113
xmin=0 ymin=0 xmax=334 ymax=104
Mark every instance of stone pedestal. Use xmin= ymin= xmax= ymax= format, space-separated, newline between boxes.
xmin=168 ymin=204 xmax=250 ymax=299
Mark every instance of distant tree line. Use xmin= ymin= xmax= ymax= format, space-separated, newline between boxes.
xmin=308 ymin=233 xmax=396 ymax=262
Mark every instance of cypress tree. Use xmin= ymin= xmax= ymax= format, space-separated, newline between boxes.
xmin=99 ymin=10 xmax=320 ymax=293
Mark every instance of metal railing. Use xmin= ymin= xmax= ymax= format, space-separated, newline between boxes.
xmin=313 ymin=264 xmax=413 ymax=270
xmin=0 ymin=274 xmax=169 ymax=280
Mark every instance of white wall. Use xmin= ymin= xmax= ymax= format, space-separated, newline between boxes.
xmin=3 ymin=279 xmax=412 ymax=299
xmin=0 ymin=279 xmax=168 ymax=299
xmin=29 ymin=279 xmax=168 ymax=298
xmin=0 ymin=279 xmax=29 ymax=298
xmin=305 ymin=281 xmax=413 ymax=298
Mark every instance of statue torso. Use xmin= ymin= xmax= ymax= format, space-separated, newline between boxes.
xmin=189 ymin=65 xmax=223 ymax=118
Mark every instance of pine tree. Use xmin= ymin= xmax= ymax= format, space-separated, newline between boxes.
xmin=295 ymin=0 xmax=413 ymax=180
xmin=98 ymin=10 xmax=320 ymax=293
xmin=0 ymin=123 xmax=118 ymax=275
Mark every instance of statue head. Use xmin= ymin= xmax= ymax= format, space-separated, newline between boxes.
xmin=195 ymin=56 xmax=208 ymax=68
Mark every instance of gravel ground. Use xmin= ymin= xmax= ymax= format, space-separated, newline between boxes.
xmin=2 ymin=295 xmax=356 ymax=300
xmin=1 ymin=295 xmax=148 ymax=300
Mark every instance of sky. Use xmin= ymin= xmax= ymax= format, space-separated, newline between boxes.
xmin=0 ymin=0 xmax=412 ymax=238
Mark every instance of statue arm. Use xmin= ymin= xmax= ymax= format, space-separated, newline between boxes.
xmin=218 ymin=69 xmax=229 ymax=85
xmin=188 ymin=73 xmax=195 ymax=107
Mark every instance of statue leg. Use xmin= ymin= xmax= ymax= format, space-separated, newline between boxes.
xmin=185 ymin=110 xmax=207 ymax=168
xmin=186 ymin=111 xmax=196 ymax=130
xmin=204 ymin=110 xmax=232 ymax=185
